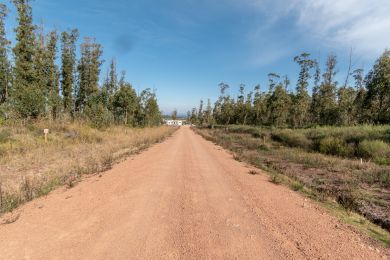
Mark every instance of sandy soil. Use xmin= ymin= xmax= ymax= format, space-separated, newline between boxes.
xmin=0 ymin=127 xmax=388 ymax=259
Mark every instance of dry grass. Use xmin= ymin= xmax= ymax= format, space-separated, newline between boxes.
xmin=194 ymin=127 xmax=390 ymax=246
xmin=0 ymin=120 xmax=177 ymax=214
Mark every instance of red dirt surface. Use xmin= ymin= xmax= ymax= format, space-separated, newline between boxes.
xmin=0 ymin=127 xmax=388 ymax=259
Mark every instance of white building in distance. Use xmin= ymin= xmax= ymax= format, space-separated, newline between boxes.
xmin=164 ymin=119 xmax=183 ymax=126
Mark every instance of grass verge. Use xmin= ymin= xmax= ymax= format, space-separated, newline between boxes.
xmin=194 ymin=127 xmax=390 ymax=247
xmin=0 ymin=120 xmax=178 ymax=215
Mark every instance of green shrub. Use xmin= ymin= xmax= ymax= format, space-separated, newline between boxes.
xmin=337 ymin=191 xmax=360 ymax=211
xmin=272 ymin=129 xmax=312 ymax=149
xmin=290 ymin=181 xmax=304 ymax=191
xmin=85 ymin=103 xmax=114 ymax=129
xmin=358 ymin=140 xmax=390 ymax=159
xmin=374 ymin=157 xmax=390 ymax=166
xmin=319 ymin=137 xmax=353 ymax=157
xmin=270 ymin=173 xmax=283 ymax=184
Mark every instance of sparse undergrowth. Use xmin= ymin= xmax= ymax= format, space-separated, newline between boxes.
xmin=194 ymin=126 xmax=390 ymax=247
xmin=0 ymin=120 xmax=177 ymax=214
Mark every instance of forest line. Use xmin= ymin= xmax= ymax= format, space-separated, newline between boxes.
xmin=188 ymin=51 xmax=390 ymax=128
xmin=0 ymin=1 xmax=162 ymax=128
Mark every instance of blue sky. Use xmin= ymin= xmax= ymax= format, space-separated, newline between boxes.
xmin=4 ymin=0 xmax=390 ymax=114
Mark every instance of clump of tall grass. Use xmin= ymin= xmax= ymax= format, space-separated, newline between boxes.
xmin=271 ymin=129 xmax=312 ymax=150
xmin=358 ymin=140 xmax=390 ymax=159
xmin=319 ymin=136 xmax=354 ymax=157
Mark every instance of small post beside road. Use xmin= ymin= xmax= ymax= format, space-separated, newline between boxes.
xmin=44 ymin=129 xmax=49 ymax=143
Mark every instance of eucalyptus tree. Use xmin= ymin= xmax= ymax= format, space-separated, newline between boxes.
xmin=364 ymin=50 xmax=390 ymax=124
xmin=337 ymin=86 xmax=356 ymax=125
xmin=253 ymin=84 xmax=267 ymax=125
xmin=111 ymin=79 xmax=138 ymax=125
xmin=204 ymin=98 xmax=214 ymax=125
xmin=12 ymin=0 xmax=44 ymax=118
xmin=291 ymin=53 xmax=315 ymax=127
xmin=352 ymin=68 xmax=366 ymax=123
xmin=0 ymin=4 xmax=10 ymax=104
xmin=60 ymin=29 xmax=78 ymax=114
xmin=197 ymin=99 xmax=204 ymax=125
xmin=45 ymin=31 xmax=61 ymax=119
xmin=309 ymin=60 xmax=322 ymax=124
xmin=318 ymin=54 xmax=338 ymax=125
xmin=138 ymin=88 xmax=161 ymax=126
xmin=268 ymin=83 xmax=291 ymax=127
xmin=76 ymin=37 xmax=103 ymax=112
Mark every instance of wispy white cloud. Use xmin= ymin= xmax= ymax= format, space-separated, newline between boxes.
xmin=238 ymin=0 xmax=390 ymax=59
xmin=295 ymin=0 xmax=390 ymax=58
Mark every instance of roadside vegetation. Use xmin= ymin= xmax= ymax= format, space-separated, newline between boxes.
xmin=195 ymin=126 xmax=390 ymax=246
xmin=0 ymin=121 xmax=176 ymax=214
xmin=0 ymin=1 xmax=170 ymax=214
xmin=187 ymin=45 xmax=390 ymax=245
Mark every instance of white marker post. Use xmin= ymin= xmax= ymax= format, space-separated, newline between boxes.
xmin=44 ymin=129 xmax=49 ymax=143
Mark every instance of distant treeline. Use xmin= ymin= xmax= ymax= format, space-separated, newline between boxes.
xmin=189 ymin=51 xmax=390 ymax=128
xmin=0 ymin=1 xmax=162 ymax=128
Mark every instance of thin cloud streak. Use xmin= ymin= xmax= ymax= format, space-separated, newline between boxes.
xmin=250 ymin=0 xmax=389 ymax=58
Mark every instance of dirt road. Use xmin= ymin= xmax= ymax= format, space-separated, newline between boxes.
xmin=0 ymin=127 xmax=387 ymax=259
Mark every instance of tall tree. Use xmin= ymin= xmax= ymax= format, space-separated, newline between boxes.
xmin=76 ymin=37 xmax=103 ymax=112
xmin=215 ymin=82 xmax=234 ymax=125
xmin=141 ymin=89 xmax=161 ymax=127
xmin=309 ymin=60 xmax=322 ymax=124
xmin=235 ymin=84 xmax=247 ymax=124
xmin=244 ymin=90 xmax=253 ymax=125
xmin=197 ymin=99 xmax=204 ymax=125
xmin=265 ymin=73 xmax=281 ymax=125
xmin=0 ymin=4 xmax=10 ymax=104
xmin=12 ymin=0 xmax=44 ymax=118
xmin=108 ymin=58 xmax=117 ymax=95
xmin=337 ymin=86 xmax=356 ymax=125
xmin=364 ymin=50 xmax=390 ymax=123
xmin=46 ymin=31 xmax=61 ymax=119
xmin=111 ymin=78 xmax=138 ymax=125
xmin=318 ymin=54 xmax=338 ymax=125
xmin=190 ymin=107 xmax=198 ymax=125
xmin=34 ymin=23 xmax=46 ymax=103
xmin=268 ymin=83 xmax=291 ymax=127
xmin=60 ymin=29 xmax=78 ymax=114
xmin=291 ymin=53 xmax=315 ymax=127
xmin=204 ymin=98 xmax=213 ymax=125
xmin=352 ymin=68 xmax=366 ymax=123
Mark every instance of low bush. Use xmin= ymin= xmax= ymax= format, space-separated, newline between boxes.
xmin=374 ymin=157 xmax=390 ymax=166
xmin=270 ymin=173 xmax=283 ymax=184
xmin=337 ymin=191 xmax=360 ymax=211
xmin=85 ymin=103 xmax=114 ymax=129
xmin=358 ymin=140 xmax=390 ymax=159
xmin=319 ymin=137 xmax=353 ymax=157
xmin=272 ymin=129 xmax=312 ymax=149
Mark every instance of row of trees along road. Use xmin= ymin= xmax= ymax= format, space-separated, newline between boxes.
xmin=0 ymin=1 xmax=162 ymax=128
xmin=189 ymin=51 xmax=390 ymax=127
